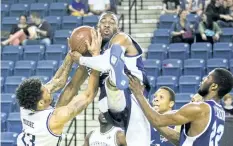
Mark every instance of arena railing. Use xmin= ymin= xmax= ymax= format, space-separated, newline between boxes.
xmin=65 ymin=118 xmax=77 ymax=146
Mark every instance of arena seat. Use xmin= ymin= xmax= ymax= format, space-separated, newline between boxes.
xmin=143 ymin=59 xmax=161 ymax=78
xmin=186 ymin=13 xmax=200 ymax=25
xmin=5 ymin=76 xmax=27 ymax=93
xmin=184 ymin=59 xmax=205 ymax=77
xmin=175 ymin=93 xmax=193 ymax=109
xmin=18 ymin=0 xmax=36 ymax=4
xmin=23 ymin=45 xmax=45 ymax=61
xmin=1 ymin=0 xmax=17 ymax=5
xmin=1 ymin=77 xmax=4 ymax=92
xmin=14 ymin=61 xmax=36 ymax=77
xmin=230 ymin=59 xmax=233 ymax=74
xmin=1 ymin=113 xmax=7 ymax=132
xmin=147 ymin=43 xmax=167 ymax=61
xmin=2 ymin=17 xmax=19 ymax=31
xmin=213 ymin=42 xmax=233 ymax=60
xmin=10 ymin=4 xmax=29 ymax=17
xmin=30 ymin=3 xmax=49 ymax=17
xmin=151 ymin=29 xmax=170 ymax=44
xmin=159 ymin=14 xmax=178 ymax=29
xmin=44 ymin=16 xmax=61 ymax=30
xmin=2 ymin=46 xmax=23 ymax=62
xmin=49 ymin=2 xmax=68 ymax=17
xmin=207 ymin=58 xmax=228 ymax=73
xmin=1 ymin=61 xmax=14 ymax=78
xmin=1 ymin=132 xmax=18 ymax=146
xmin=157 ymin=76 xmax=178 ymax=92
xmin=37 ymin=0 xmax=54 ymax=3
xmin=168 ymin=43 xmax=189 ymax=61
xmin=179 ymin=75 xmax=201 ymax=93
xmin=30 ymin=76 xmax=50 ymax=84
xmin=191 ymin=42 xmax=212 ymax=61
xmin=36 ymin=60 xmax=58 ymax=77
xmin=53 ymin=29 xmax=72 ymax=45
xmin=220 ymin=28 xmax=233 ymax=42
xmin=45 ymin=45 xmax=67 ymax=61
xmin=62 ymin=16 xmax=82 ymax=30
xmin=83 ymin=15 xmax=99 ymax=27
xmin=7 ymin=112 xmax=22 ymax=133
xmin=1 ymin=4 xmax=9 ymax=18
xmin=162 ymin=59 xmax=183 ymax=77
xmin=1 ymin=94 xmax=16 ymax=115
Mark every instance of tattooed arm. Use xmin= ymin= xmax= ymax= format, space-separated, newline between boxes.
xmin=44 ymin=54 xmax=73 ymax=93
xmin=49 ymin=70 xmax=99 ymax=135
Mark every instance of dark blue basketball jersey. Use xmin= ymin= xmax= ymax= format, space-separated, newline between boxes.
xmin=179 ymin=100 xmax=225 ymax=146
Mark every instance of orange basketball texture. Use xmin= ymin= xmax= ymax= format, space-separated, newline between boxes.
xmin=69 ymin=26 xmax=93 ymax=55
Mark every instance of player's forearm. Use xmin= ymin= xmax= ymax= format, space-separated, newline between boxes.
xmin=156 ymin=127 xmax=180 ymax=146
xmin=56 ymin=66 xmax=88 ymax=108
xmin=85 ymin=70 xmax=100 ymax=103
xmin=45 ymin=54 xmax=73 ymax=93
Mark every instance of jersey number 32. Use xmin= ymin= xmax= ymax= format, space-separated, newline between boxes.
xmin=209 ymin=121 xmax=224 ymax=146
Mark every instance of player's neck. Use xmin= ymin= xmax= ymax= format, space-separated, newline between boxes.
xmin=204 ymin=93 xmax=220 ymax=103
xmin=100 ymin=124 xmax=113 ymax=133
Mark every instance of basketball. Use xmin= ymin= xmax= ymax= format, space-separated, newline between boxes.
xmin=69 ymin=26 xmax=94 ymax=55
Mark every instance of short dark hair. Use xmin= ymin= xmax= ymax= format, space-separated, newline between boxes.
xmin=16 ymin=78 xmax=43 ymax=110
xmin=159 ymin=86 xmax=175 ymax=102
xmin=30 ymin=12 xmax=41 ymax=19
xmin=19 ymin=14 xmax=27 ymax=20
xmin=212 ymin=68 xmax=233 ymax=98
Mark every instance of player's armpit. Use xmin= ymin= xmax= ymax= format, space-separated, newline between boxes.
xmin=116 ymin=131 xmax=127 ymax=146
xmin=83 ymin=131 xmax=94 ymax=146
xmin=44 ymin=54 xmax=73 ymax=93
xmin=55 ymin=65 xmax=88 ymax=108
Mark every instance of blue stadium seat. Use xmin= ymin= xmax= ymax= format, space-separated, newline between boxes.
xmin=175 ymin=93 xmax=193 ymax=109
xmin=30 ymin=76 xmax=50 ymax=84
xmin=152 ymin=29 xmax=170 ymax=44
xmin=168 ymin=43 xmax=189 ymax=60
xmin=10 ymin=4 xmax=29 ymax=17
xmin=14 ymin=61 xmax=36 ymax=77
xmin=59 ymin=60 xmax=78 ymax=77
xmin=1 ymin=0 xmax=17 ymax=4
xmin=49 ymin=3 xmax=68 ymax=16
xmin=1 ymin=94 xmax=16 ymax=114
xmin=2 ymin=17 xmax=19 ymax=31
xmin=220 ymin=28 xmax=233 ymax=42
xmin=5 ymin=76 xmax=26 ymax=93
xmin=62 ymin=16 xmax=82 ymax=29
xmin=159 ymin=14 xmax=178 ymax=29
xmin=36 ymin=60 xmax=58 ymax=77
xmin=207 ymin=58 xmax=228 ymax=73
xmin=191 ymin=43 xmax=212 ymax=61
xmin=44 ymin=16 xmax=61 ymax=30
xmin=143 ymin=59 xmax=161 ymax=78
xmin=230 ymin=59 xmax=233 ymax=74
xmin=83 ymin=15 xmax=99 ymax=27
xmin=53 ymin=30 xmax=72 ymax=45
xmin=162 ymin=59 xmax=183 ymax=77
xmin=1 ymin=77 xmax=4 ymax=92
xmin=45 ymin=45 xmax=67 ymax=61
xmin=186 ymin=13 xmax=200 ymax=25
xmin=7 ymin=112 xmax=22 ymax=133
xmin=37 ymin=0 xmax=55 ymax=3
xmin=30 ymin=3 xmax=49 ymax=17
xmin=147 ymin=44 xmax=167 ymax=61
xmin=1 ymin=61 xmax=14 ymax=78
xmin=179 ymin=75 xmax=201 ymax=93
xmin=1 ymin=113 xmax=7 ymax=132
xmin=157 ymin=76 xmax=178 ymax=92
xmin=147 ymin=76 xmax=157 ymax=101
xmin=1 ymin=4 xmax=9 ymax=18
xmin=213 ymin=42 xmax=233 ymax=60
xmin=1 ymin=132 xmax=18 ymax=146
xmin=184 ymin=59 xmax=205 ymax=77
xmin=18 ymin=0 xmax=36 ymax=4
xmin=23 ymin=45 xmax=45 ymax=61
xmin=2 ymin=46 xmax=23 ymax=62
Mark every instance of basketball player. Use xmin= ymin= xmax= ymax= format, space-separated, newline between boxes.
xmin=129 ymin=68 xmax=233 ymax=146
xmin=69 ymin=11 xmax=151 ymax=145
xmin=84 ymin=112 xmax=127 ymax=146
xmin=16 ymin=34 xmax=101 ymax=146
xmin=150 ymin=87 xmax=180 ymax=146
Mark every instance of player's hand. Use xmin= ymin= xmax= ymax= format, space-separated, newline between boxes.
xmin=85 ymin=28 xmax=102 ymax=57
xmin=69 ymin=51 xmax=82 ymax=64
xmin=128 ymin=75 xmax=144 ymax=97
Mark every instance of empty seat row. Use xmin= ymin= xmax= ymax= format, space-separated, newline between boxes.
xmin=1 ymin=132 xmax=18 ymax=146
xmin=0 ymin=112 xmax=22 ymax=133
xmin=1 ymin=60 xmax=78 ymax=78
xmin=143 ymin=58 xmax=233 ymax=78
xmin=147 ymin=42 xmax=233 ymax=61
xmin=2 ymin=0 xmax=72 ymax=4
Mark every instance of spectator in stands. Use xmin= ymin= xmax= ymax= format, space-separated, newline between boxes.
xmin=223 ymin=94 xmax=233 ymax=115
xmin=88 ymin=0 xmax=111 ymax=15
xmin=197 ymin=13 xmax=222 ymax=43
xmin=68 ymin=0 xmax=87 ymax=16
xmin=217 ymin=0 xmax=233 ymax=27
xmin=170 ymin=10 xmax=195 ymax=44
xmin=1 ymin=15 xmax=34 ymax=46
xmin=162 ymin=0 xmax=181 ymax=14
xmin=187 ymin=0 xmax=203 ymax=15
xmin=22 ymin=12 xmax=53 ymax=46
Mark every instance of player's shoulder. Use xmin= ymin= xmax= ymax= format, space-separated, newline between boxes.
xmin=111 ymin=32 xmax=132 ymax=43
xmin=181 ymin=102 xmax=211 ymax=114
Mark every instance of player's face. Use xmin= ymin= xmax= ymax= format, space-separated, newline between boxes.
xmin=40 ymin=86 xmax=53 ymax=109
xmin=152 ymin=89 xmax=174 ymax=114
xmin=198 ymin=72 xmax=215 ymax=97
xmin=98 ymin=113 xmax=108 ymax=124
xmin=98 ymin=14 xmax=119 ymax=41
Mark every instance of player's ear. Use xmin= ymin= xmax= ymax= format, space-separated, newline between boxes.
xmin=211 ymin=83 xmax=218 ymax=91
xmin=169 ymin=101 xmax=175 ymax=108
xmin=37 ymin=99 xmax=45 ymax=109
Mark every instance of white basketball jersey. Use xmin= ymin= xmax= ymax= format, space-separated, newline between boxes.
xmin=89 ymin=126 xmax=123 ymax=146
xmin=17 ymin=106 xmax=61 ymax=146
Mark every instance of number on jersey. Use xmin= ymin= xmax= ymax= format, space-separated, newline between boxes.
xmin=22 ymin=133 xmax=35 ymax=146
xmin=209 ymin=121 xmax=224 ymax=146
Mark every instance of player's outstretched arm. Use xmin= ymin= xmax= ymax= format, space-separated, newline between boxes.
xmin=155 ymin=127 xmax=180 ymax=146
xmin=49 ymin=70 xmax=100 ymax=135
xmin=55 ymin=65 xmax=88 ymax=108
xmin=129 ymin=75 xmax=206 ymax=127
xmin=83 ymin=131 xmax=93 ymax=146
xmin=44 ymin=54 xmax=73 ymax=93
xmin=116 ymin=131 xmax=127 ymax=146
